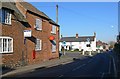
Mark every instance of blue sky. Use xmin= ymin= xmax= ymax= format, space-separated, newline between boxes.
xmin=30 ymin=2 xmax=118 ymax=43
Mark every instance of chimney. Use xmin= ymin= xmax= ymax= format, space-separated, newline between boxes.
xmin=94 ymin=32 xmax=96 ymax=37
xmin=76 ymin=33 xmax=78 ymax=38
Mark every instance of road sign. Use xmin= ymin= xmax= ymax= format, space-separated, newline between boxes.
xmin=24 ymin=30 xmax=32 ymax=37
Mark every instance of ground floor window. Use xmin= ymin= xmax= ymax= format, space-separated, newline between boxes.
xmin=0 ymin=37 xmax=13 ymax=53
xmin=35 ymin=38 xmax=42 ymax=51
xmin=52 ymin=40 xmax=56 ymax=52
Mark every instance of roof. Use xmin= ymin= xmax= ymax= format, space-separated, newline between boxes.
xmin=96 ymin=40 xmax=108 ymax=46
xmin=2 ymin=2 xmax=59 ymax=26
xmin=19 ymin=2 xmax=50 ymax=19
xmin=60 ymin=36 xmax=95 ymax=42
xmin=2 ymin=2 xmax=27 ymax=22
xmin=19 ymin=2 xmax=59 ymax=26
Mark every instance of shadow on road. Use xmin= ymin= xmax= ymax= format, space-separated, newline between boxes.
xmin=11 ymin=56 xmax=93 ymax=77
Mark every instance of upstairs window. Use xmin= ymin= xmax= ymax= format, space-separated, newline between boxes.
xmin=51 ymin=25 xmax=56 ymax=34
xmin=35 ymin=39 xmax=42 ymax=51
xmin=35 ymin=18 xmax=42 ymax=30
xmin=2 ymin=9 xmax=11 ymax=25
xmin=0 ymin=37 xmax=13 ymax=53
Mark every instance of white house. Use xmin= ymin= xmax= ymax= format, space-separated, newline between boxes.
xmin=59 ymin=33 xmax=96 ymax=55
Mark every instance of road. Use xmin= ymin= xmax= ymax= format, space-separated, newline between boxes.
xmin=8 ymin=51 xmax=117 ymax=78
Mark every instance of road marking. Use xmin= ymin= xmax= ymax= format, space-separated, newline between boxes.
xmin=72 ymin=64 xmax=86 ymax=71
xmin=101 ymin=73 xmax=105 ymax=79
xmin=111 ymin=55 xmax=117 ymax=77
xmin=106 ymin=52 xmax=117 ymax=77
xmin=72 ymin=56 xmax=95 ymax=71
xmin=59 ymin=75 xmax=63 ymax=77
xmin=87 ymin=59 xmax=93 ymax=63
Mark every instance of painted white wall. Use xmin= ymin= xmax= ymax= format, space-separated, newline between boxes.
xmin=59 ymin=37 xmax=96 ymax=52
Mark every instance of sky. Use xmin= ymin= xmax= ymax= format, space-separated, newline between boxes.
xmin=30 ymin=2 xmax=118 ymax=43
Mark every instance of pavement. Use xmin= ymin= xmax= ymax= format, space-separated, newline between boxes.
xmin=1 ymin=52 xmax=85 ymax=77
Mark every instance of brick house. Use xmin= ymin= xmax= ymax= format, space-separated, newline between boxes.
xmin=0 ymin=2 xmax=60 ymax=68
xmin=96 ymin=40 xmax=109 ymax=52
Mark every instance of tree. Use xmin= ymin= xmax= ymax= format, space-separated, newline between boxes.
xmin=108 ymin=41 xmax=116 ymax=49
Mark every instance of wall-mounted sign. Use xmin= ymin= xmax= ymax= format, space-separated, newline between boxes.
xmin=24 ymin=30 xmax=32 ymax=37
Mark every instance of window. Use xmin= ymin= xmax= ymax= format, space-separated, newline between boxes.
xmin=51 ymin=25 xmax=56 ymax=34
xmin=0 ymin=39 xmax=2 ymax=52
xmin=35 ymin=39 xmax=42 ymax=51
xmin=0 ymin=37 xmax=13 ymax=53
xmin=2 ymin=9 xmax=11 ymax=24
xmin=52 ymin=40 xmax=56 ymax=52
xmin=35 ymin=18 xmax=42 ymax=30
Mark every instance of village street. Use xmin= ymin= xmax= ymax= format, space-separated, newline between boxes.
xmin=4 ymin=51 xmax=117 ymax=79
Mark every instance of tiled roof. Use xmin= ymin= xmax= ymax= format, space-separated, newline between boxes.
xmin=19 ymin=2 xmax=50 ymax=20
xmin=19 ymin=2 xmax=59 ymax=26
xmin=2 ymin=2 xmax=59 ymax=26
xmin=2 ymin=2 xmax=27 ymax=22
xmin=60 ymin=36 xmax=95 ymax=42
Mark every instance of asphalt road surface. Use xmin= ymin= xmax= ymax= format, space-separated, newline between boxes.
xmin=8 ymin=51 xmax=117 ymax=79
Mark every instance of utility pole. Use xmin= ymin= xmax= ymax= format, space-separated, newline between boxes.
xmin=56 ymin=5 xmax=58 ymax=24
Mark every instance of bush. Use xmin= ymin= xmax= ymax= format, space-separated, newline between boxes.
xmin=74 ymin=49 xmax=79 ymax=52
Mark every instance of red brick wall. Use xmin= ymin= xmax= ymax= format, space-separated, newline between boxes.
xmin=2 ymin=13 xmax=26 ymax=68
xmin=25 ymin=12 xmax=59 ymax=65
xmin=2 ymin=3 xmax=59 ymax=67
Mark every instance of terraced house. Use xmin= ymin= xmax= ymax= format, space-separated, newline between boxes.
xmin=0 ymin=2 xmax=60 ymax=68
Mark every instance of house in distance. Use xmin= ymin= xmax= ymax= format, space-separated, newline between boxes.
xmin=60 ymin=33 xmax=96 ymax=55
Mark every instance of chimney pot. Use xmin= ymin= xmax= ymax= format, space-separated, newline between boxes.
xmin=76 ymin=33 xmax=78 ymax=38
xmin=94 ymin=32 xmax=96 ymax=37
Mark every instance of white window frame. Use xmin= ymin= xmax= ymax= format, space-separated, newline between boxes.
xmin=52 ymin=40 xmax=56 ymax=52
xmin=0 ymin=37 xmax=13 ymax=53
xmin=51 ymin=25 xmax=56 ymax=34
xmin=2 ymin=9 xmax=11 ymax=25
xmin=35 ymin=18 xmax=42 ymax=31
xmin=35 ymin=39 xmax=42 ymax=51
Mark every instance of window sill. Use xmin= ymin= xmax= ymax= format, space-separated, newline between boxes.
xmin=52 ymin=51 xmax=56 ymax=53
xmin=35 ymin=49 xmax=41 ymax=52
xmin=51 ymin=32 xmax=56 ymax=35
xmin=0 ymin=51 xmax=13 ymax=54
xmin=35 ymin=28 xmax=42 ymax=31
xmin=2 ymin=23 xmax=12 ymax=26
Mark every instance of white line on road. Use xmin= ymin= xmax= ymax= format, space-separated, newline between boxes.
xmin=58 ymin=75 xmax=64 ymax=77
xmin=101 ymin=73 xmax=105 ymax=79
xmin=72 ymin=64 xmax=86 ymax=71
xmin=106 ymin=52 xmax=117 ymax=77
xmin=87 ymin=59 xmax=93 ymax=63
xmin=72 ymin=56 xmax=95 ymax=71
xmin=111 ymin=55 xmax=117 ymax=77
